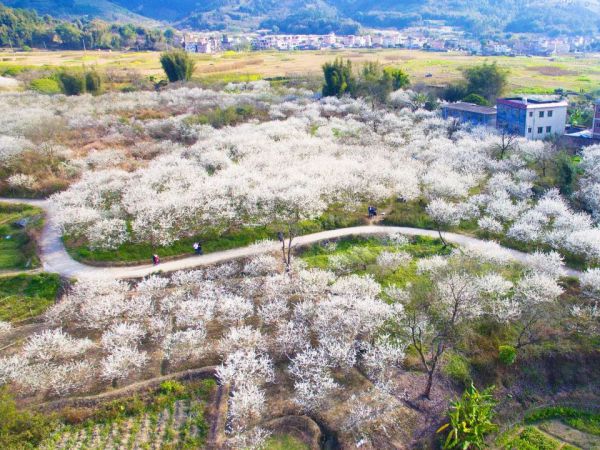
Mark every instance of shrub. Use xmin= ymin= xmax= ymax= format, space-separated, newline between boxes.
xmin=160 ymin=50 xmax=195 ymax=82
xmin=442 ymin=352 xmax=471 ymax=385
xmin=438 ymin=383 xmax=497 ymax=449
xmin=159 ymin=380 xmax=185 ymax=396
xmin=498 ymin=345 xmax=517 ymax=365
xmin=0 ymin=388 xmax=57 ymax=448
xmin=85 ymin=71 xmax=102 ymax=95
xmin=462 ymin=93 xmax=490 ymax=106
xmin=58 ymin=72 xmax=85 ymax=96
xmin=29 ymin=77 xmax=61 ymax=94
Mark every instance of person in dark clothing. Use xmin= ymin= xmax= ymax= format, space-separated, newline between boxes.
xmin=277 ymin=231 xmax=284 ymax=242
xmin=152 ymin=254 xmax=160 ymax=265
xmin=197 ymin=243 xmax=203 ymax=255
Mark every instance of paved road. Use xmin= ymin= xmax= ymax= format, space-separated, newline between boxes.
xmin=1 ymin=198 xmax=582 ymax=280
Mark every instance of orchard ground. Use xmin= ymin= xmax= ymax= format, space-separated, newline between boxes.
xmin=2 ymin=48 xmax=600 ymax=93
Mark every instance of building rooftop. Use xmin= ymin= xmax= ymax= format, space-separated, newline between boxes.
xmin=442 ymin=102 xmax=496 ymax=115
xmin=497 ymin=96 xmax=568 ymax=108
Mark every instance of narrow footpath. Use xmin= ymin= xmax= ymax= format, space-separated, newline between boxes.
xmin=0 ymin=198 xmax=582 ymax=280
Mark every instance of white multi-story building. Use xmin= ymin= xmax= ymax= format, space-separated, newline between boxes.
xmin=496 ymin=96 xmax=568 ymax=140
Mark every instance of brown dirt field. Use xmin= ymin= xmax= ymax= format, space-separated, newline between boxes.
xmin=527 ymin=65 xmax=579 ymax=76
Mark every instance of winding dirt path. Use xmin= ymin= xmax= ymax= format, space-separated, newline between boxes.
xmin=0 ymin=197 xmax=582 ymax=280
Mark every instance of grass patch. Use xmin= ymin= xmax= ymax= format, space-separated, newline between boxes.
xmin=265 ymin=434 xmax=310 ymax=450
xmin=0 ymin=273 xmax=62 ymax=322
xmin=0 ymin=202 xmax=43 ymax=270
xmin=300 ymin=234 xmax=450 ymax=288
xmin=506 ymin=426 xmax=562 ymax=450
xmin=526 ymin=406 xmax=600 ymax=436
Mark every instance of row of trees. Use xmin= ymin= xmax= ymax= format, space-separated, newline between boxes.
xmin=321 ymin=58 xmax=509 ymax=109
xmin=322 ymin=58 xmax=410 ymax=104
xmin=0 ymin=3 xmax=175 ymax=50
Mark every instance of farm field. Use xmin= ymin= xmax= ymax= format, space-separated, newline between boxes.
xmin=1 ymin=48 xmax=600 ymax=93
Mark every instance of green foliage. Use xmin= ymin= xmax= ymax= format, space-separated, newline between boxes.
xmin=442 ymin=83 xmax=469 ymax=102
xmin=463 ymin=62 xmax=508 ymax=103
xmin=0 ymin=388 xmax=57 ymax=449
xmin=265 ymin=434 xmax=310 ymax=450
xmin=555 ymin=152 xmax=576 ymax=196
xmin=508 ymin=427 xmax=560 ymax=450
xmin=462 ymin=93 xmax=490 ymax=106
xmin=57 ymin=71 xmax=85 ymax=96
xmin=84 ymin=70 xmax=102 ymax=95
xmin=356 ymin=62 xmax=410 ymax=104
xmin=0 ymin=3 xmax=171 ymax=51
xmin=0 ymin=202 xmax=43 ymax=270
xmin=322 ymin=57 xmax=355 ymax=98
xmin=384 ymin=67 xmax=410 ymax=90
xmin=442 ymin=352 xmax=471 ymax=385
xmin=438 ymin=383 xmax=497 ymax=449
xmin=159 ymin=380 xmax=186 ymax=396
xmin=160 ymin=50 xmax=195 ymax=82
xmin=29 ymin=77 xmax=61 ymax=94
xmin=525 ymin=407 xmax=600 ymax=436
xmin=498 ymin=345 xmax=517 ymax=365
xmin=186 ymin=105 xmax=263 ymax=129
xmin=0 ymin=273 xmax=61 ymax=322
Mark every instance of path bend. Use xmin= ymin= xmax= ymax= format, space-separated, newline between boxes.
xmin=0 ymin=198 xmax=582 ymax=280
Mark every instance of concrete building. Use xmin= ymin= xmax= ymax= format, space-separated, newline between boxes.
xmin=441 ymin=102 xmax=496 ymax=127
xmin=496 ymin=96 xmax=568 ymax=140
xmin=593 ymin=100 xmax=600 ymax=139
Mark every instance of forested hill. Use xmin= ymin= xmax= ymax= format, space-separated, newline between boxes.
xmin=2 ymin=0 xmax=600 ymax=36
xmin=0 ymin=3 xmax=174 ymax=50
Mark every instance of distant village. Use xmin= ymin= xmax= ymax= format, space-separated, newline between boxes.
xmin=182 ymin=23 xmax=598 ymax=56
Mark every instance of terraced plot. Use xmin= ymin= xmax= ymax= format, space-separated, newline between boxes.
xmin=43 ymin=399 xmax=208 ymax=450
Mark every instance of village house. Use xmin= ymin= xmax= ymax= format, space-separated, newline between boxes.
xmin=496 ymin=96 xmax=568 ymax=140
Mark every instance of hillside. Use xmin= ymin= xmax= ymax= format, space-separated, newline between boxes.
xmin=1 ymin=0 xmax=158 ymax=25
xmin=2 ymin=0 xmax=600 ymax=35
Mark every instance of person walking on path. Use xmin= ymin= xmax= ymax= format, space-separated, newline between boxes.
xmin=152 ymin=254 xmax=160 ymax=265
xmin=193 ymin=242 xmax=203 ymax=255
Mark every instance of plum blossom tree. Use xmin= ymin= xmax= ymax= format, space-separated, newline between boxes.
xmin=101 ymin=346 xmax=148 ymax=387
xmin=288 ymin=347 xmax=339 ymax=412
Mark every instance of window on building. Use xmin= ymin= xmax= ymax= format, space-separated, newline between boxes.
xmin=529 ymin=111 xmax=533 ymax=117
xmin=546 ymin=126 xmax=551 ymax=133
xmin=528 ymin=127 xmax=532 ymax=133
xmin=539 ymin=111 xmax=545 ymax=118
xmin=548 ymin=110 xmax=553 ymax=117
xmin=537 ymin=127 xmax=543 ymax=134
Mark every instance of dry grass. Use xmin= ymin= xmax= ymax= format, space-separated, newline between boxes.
xmin=2 ymin=48 xmax=600 ymax=92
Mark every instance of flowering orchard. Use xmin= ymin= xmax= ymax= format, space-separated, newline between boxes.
xmin=2 ymin=234 xmax=594 ymax=447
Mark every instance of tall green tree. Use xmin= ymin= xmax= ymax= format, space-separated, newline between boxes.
xmin=322 ymin=57 xmax=355 ymax=98
xmin=160 ymin=50 xmax=196 ymax=82
xmin=463 ymin=62 xmax=508 ymax=103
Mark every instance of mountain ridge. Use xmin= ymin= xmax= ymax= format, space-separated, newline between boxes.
xmin=2 ymin=0 xmax=600 ymax=35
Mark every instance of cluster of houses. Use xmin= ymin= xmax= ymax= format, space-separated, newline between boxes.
xmin=442 ymin=96 xmax=600 ymax=144
xmin=182 ymin=25 xmax=598 ymax=56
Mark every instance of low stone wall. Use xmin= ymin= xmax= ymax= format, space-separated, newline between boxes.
xmin=35 ymin=365 xmax=217 ymax=412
